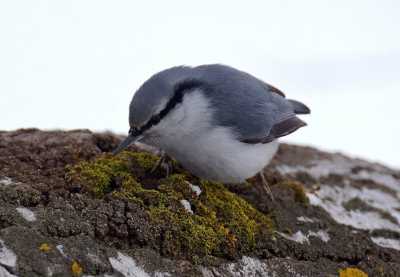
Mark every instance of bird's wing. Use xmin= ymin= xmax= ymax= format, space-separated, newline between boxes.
xmin=240 ymin=115 xmax=306 ymax=144
xmin=203 ymin=83 xmax=308 ymax=144
xmin=192 ymin=64 xmax=309 ymax=144
xmin=262 ymin=82 xmax=286 ymax=97
xmin=260 ymin=81 xmax=310 ymax=114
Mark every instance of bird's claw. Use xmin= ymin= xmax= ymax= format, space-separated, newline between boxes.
xmin=259 ymin=172 xmax=275 ymax=201
xmin=151 ymin=151 xmax=173 ymax=178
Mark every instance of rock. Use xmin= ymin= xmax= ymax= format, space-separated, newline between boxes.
xmin=0 ymin=129 xmax=398 ymax=276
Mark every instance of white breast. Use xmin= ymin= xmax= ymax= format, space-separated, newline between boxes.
xmin=142 ymin=90 xmax=279 ymax=183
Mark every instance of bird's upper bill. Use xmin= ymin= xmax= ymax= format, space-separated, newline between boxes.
xmin=112 ymin=132 xmax=142 ymax=155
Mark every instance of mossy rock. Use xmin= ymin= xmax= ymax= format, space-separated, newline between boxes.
xmin=66 ymin=151 xmax=274 ymax=262
xmin=277 ymin=180 xmax=309 ymax=204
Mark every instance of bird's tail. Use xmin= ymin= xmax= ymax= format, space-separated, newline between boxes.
xmin=288 ymin=99 xmax=311 ymax=114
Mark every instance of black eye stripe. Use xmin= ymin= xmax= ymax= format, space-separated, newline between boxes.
xmin=136 ymin=79 xmax=204 ymax=134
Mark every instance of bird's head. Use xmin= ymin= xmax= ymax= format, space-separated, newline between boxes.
xmin=113 ymin=66 xmax=198 ymax=154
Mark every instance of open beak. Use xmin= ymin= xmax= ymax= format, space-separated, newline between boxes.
xmin=112 ymin=133 xmax=142 ymax=155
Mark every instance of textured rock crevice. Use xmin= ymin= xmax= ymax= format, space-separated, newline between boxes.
xmin=0 ymin=129 xmax=399 ymax=276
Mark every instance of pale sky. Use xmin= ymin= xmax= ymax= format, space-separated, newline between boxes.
xmin=1 ymin=0 xmax=399 ymax=168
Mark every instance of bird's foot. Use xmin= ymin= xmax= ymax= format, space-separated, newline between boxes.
xmin=259 ymin=172 xmax=275 ymax=201
xmin=151 ymin=151 xmax=173 ymax=178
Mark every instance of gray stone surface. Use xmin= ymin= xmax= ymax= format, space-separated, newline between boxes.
xmin=0 ymin=129 xmax=399 ymax=276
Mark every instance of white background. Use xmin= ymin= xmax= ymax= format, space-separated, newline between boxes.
xmin=1 ymin=1 xmax=399 ymax=168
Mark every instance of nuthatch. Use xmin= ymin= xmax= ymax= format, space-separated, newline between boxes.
xmin=114 ymin=64 xmax=310 ymax=198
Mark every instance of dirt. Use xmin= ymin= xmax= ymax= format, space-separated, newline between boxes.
xmin=0 ymin=129 xmax=399 ymax=277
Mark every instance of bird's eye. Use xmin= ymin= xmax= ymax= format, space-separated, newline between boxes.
xmin=153 ymin=114 xmax=161 ymax=123
xmin=129 ymin=127 xmax=139 ymax=135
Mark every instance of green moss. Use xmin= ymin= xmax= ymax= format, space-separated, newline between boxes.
xmin=278 ymin=180 xmax=309 ymax=204
xmin=66 ymin=150 xmax=273 ymax=262
xmin=66 ymin=152 xmax=132 ymax=196
xmin=133 ymin=152 xmax=160 ymax=171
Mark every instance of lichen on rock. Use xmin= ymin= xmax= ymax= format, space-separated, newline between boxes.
xmin=71 ymin=260 xmax=83 ymax=277
xmin=339 ymin=267 xmax=368 ymax=277
xmin=39 ymin=243 xmax=51 ymax=253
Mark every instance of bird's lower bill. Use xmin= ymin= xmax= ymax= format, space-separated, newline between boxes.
xmin=112 ymin=134 xmax=143 ymax=155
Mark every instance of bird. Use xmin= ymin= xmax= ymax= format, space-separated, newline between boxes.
xmin=113 ymin=64 xmax=310 ymax=199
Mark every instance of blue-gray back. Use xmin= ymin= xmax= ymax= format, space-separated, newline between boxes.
xmin=191 ymin=64 xmax=305 ymax=142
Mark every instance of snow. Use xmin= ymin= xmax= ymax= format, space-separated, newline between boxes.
xmin=278 ymin=155 xmax=400 ymax=233
xmin=0 ymin=240 xmax=17 ymax=269
xmin=83 ymin=275 xmax=113 ymax=277
xmin=109 ymin=252 xmax=149 ymax=277
xmin=154 ymin=272 xmax=172 ymax=277
xmin=83 ymin=275 xmax=116 ymax=277
xmin=56 ymin=245 xmax=67 ymax=258
xmin=308 ymin=230 xmax=330 ymax=242
xmin=297 ymin=216 xmax=314 ymax=223
xmin=277 ymin=157 xmax=400 ymax=193
xmin=186 ymin=181 xmax=202 ymax=196
xmin=16 ymin=207 xmax=36 ymax=222
xmin=277 ymin=157 xmax=353 ymax=179
xmin=278 ymin=230 xmax=330 ymax=244
xmin=278 ymin=231 xmax=309 ymax=244
xmin=225 ymin=256 xmax=272 ymax=277
xmin=46 ymin=266 xmax=53 ymax=277
xmin=203 ymin=256 xmax=308 ymax=277
xmin=180 ymin=199 xmax=193 ymax=214
xmin=371 ymin=237 xmax=400 ymax=251
xmin=0 ymin=177 xmax=13 ymax=187
xmin=109 ymin=252 xmax=170 ymax=277
xmin=352 ymin=170 xmax=400 ymax=193
xmin=307 ymin=185 xmax=400 ymax=232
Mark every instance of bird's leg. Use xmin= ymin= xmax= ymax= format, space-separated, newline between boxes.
xmin=259 ymin=171 xmax=275 ymax=201
xmin=162 ymin=156 xmax=172 ymax=177
xmin=151 ymin=151 xmax=173 ymax=177
xmin=151 ymin=151 xmax=165 ymax=173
